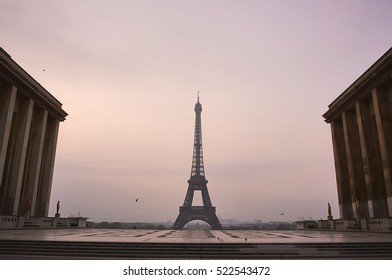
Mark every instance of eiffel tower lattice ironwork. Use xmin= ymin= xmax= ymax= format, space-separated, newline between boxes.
xmin=172 ymin=94 xmax=222 ymax=230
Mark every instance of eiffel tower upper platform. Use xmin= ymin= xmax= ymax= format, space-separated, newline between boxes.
xmin=172 ymin=94 xmax=222 ymax=230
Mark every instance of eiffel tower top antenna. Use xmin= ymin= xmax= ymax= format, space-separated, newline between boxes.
xmin=192 ymin=91 xmax=204 ymax=177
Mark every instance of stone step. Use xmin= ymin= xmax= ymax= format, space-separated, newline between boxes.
xmin=1 ymin=240 xmax=392 ymax=259
xmin=23 ymin=221 xmax=40 ymax=228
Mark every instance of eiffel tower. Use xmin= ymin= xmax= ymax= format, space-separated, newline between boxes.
xmin=172 ymin=93 xmax=222 ymax=230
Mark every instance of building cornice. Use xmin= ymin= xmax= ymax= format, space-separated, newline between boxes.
xmin=0 ymin=47 xmax=67 ymax=121
xmin=323 ymin=47 xmax=392 ymax=123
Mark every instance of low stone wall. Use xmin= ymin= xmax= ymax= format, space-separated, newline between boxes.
xmin=0 ymin=215 xmax=87 ymax=229
xmin=0 ymin=216 xmax=24 ymax=228
xmin=297 ymin=218 xmax=392 ymax=232
xmin=333 ymin=219 xmax=358 ymax=230
xmin=361 ymin=218 xmax=392 ymax=231
xmin=295 ymin=220 xmax=319 ymax=229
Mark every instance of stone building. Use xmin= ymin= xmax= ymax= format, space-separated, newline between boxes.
xmin=323 ymin=47 xmax=392 ymax=231
xmin=0 ymin=47 xmax=68 ymax=228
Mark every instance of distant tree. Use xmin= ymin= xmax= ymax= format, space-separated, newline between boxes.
xmin=109 ymin=222 xmax=123 ymax=229
xmin=95 ymin=221 xmax=110 ymax=228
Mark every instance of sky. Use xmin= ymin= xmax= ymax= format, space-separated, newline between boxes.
xmin=1 ymin=0 xmax=392 ymax=224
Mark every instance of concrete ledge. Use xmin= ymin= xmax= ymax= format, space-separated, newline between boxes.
xmin=296 ymin=218 xmax=392 ymax=232
xmin=0 ymin=215 xmax=87 ymax=229
xmin=295 ymin=220 xmax=319 ymax=230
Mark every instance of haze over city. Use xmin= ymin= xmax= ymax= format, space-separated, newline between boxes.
xmin=1 ymin=0 xmax=392 ymax=223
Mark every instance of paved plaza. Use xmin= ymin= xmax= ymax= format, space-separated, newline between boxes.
xmin=2 ymin=229 xmax=392 ymax=259
xmin=1 ymin=228 xmax=392 ymax=243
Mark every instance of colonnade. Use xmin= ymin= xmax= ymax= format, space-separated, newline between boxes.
xmin=329 ymin=85 xmax=392 ymax=220
xmin=0 ymin=48 xmax=67 ymax=218
xmin=0 ymin=84 xmax=61 ymax=217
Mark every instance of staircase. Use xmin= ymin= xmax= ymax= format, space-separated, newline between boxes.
xmin=1 ymin=240 xmax=392 ymax=259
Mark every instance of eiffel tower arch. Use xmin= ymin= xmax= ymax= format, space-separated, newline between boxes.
xmin=172 ymin=94 xmax=222 ymax=230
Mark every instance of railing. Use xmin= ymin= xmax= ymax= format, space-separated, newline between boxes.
xmin=364 ymin=218 xmax=392 ymax=231
xmin=0 ymin=216 xmax=19 ymax=228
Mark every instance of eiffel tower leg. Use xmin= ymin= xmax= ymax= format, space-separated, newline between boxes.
xmin=172 ymin=211 xmax=188 ymax=230
xmin=210 ymin=217 xmax=222 ymax=230
xmin=205 ymin=212 xmax=222 ymax=230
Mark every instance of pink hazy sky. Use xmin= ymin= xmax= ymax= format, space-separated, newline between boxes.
xmin=1 ymin=0 xmax=392 ymax=223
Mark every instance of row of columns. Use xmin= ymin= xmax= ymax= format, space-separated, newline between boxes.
xmin=0 ymin=84 xmax=59 ymax=217
xmin=331 ymin=85 xmax=392 ymax=219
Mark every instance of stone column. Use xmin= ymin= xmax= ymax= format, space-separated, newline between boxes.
xmin=5 ymin=97 xmax=34 ymax=215
xmin=331 ymin=118 xmax=353 ymax=219
xmin=356 ymin=99 xmax=388 ymax=218
xmin=342 ymin=110 xmax=367 ymax=220
xmin=35 ymin=117 xmax=59 ymax=217
xmin=372 ymin=87 xmax=392 ymax=216
xmin=0 ymin=85 xmax=17 ymax=186
xmin=17 ymin=109 xmax=48 ymax=216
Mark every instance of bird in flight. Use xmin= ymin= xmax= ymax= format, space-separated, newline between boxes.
xmin=136 ymin=198 xmax=139 ymax=202
xmin=280 ymin=213 xmax=284 ymax=216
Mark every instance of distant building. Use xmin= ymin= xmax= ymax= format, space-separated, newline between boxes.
xmin=322 ymin=47 xmax=392 ymax=231
xmin=0 ymin=47 xmax=69 ymax=228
